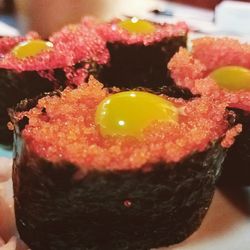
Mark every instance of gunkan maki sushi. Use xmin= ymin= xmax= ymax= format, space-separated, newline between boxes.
xmin=10 ymin=76 xmax=239 ymax=250
xmin=0 ymin=20 xmax=109 ymax=146
xmin=168 ymin=37 xmax=250 ymax=185
xmin=96 ymin=17 xmax=188 ymax=91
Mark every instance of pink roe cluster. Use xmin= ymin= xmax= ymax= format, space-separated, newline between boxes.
xmin=168 ymin=37 xmax=250 ymax=111
xmin=15 ymin=77 xmax=236 ymax=171
xmin=0 ymin=31 xmax=40 ymax=57
xmin=96 ymin=19 xmax=188 ymax=46
xmin=0 ymin=19 xmax=109 ymax=72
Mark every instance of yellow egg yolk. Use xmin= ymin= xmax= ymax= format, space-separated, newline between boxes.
xmin=118 ymin=17 xmax=156 ymax=34
xmin=95 ymin=91 xmax=178 ymax=137
xmin=12 ymin=39 xmax=53 ymax=59
xmin=210 ymin=66 xmax=250 ymax=91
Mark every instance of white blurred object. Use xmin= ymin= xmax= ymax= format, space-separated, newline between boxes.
xmin=215 ymin=0 xmax=250 ymax=36
xmin=148 ymin=0 xmax=250 ymax=38
xmin=0 ymin=21 xmax=19 ymax=36
xmin=144 ymin=0 xmax=217 ymax=34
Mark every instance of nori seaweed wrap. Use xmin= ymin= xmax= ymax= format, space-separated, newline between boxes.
xmin=10 ymin=77 xmax=239 ymax=250
xmin=96 ymin=17 xmax=188 ymax=92
xmin=0 ymin=20 xmax=109 ymax=146
xmin=168 ymin=37 xmax=250 ymax=185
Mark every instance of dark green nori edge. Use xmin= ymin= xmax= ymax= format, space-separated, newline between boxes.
xmin=97 ymin=36 xmax=192 ymax=99
xmin=0 ymin=61 xmax=101 ymax=146
xmin=0 ymin=69 xmax=56 ymax=146
xmin=219 ymin=108 xmax=250 ymax=186
xmin=11 ymin=97 xmax=228 ymax=250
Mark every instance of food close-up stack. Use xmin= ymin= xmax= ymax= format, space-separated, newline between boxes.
xmin=0 ymin=0 xmax=250 ymax=250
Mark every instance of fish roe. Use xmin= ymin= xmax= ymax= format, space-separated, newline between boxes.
xmin=96 ymin=18 xmax=188 ymax=46
xmin=0 ymin=32 xmax=40 ymax=57
xmin=168 ymin=37 xmax=250 ymax=111
xmin=14 ymin=77 xmax=237 ymax=171
xmin=0 ymin=20 xmax=109 ymax=72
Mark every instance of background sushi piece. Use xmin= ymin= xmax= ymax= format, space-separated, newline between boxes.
xmin=0 ymin=19 xmax=109 ymax=146
xmin=168 ymin=37 xmax=250 ymax=186
xmin=96 ymin=18 xmax=191 ymax=98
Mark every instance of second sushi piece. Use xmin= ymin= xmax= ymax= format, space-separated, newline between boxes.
xmin=168 ymin=37 xmax=250 ymax=185
xmin=0 ymin=20 xmax=109 ymax=146
xmin=97 ymin=17 xmax=188 ymax=92
xmin=10 ymin=77 xmax=239 ymax=250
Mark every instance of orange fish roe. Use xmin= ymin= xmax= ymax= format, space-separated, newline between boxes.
xmin=193 ymin=37 xmax=250 ymax=72
xmin=96 ymin=18 xmax=188 ymax=46
xmin=14 ymin=77 xmax=235 ymax=171
xmin=168 ymin=38 xmax=250 ymax=111
xmin=221 ymin=124 xmax=242 ymax=148
xmin=0 ymin=21 xmax=109 ymax=72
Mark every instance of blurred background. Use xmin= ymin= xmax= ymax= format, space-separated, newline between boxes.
xmin=0 ymin=0 xmax=249 ymax=38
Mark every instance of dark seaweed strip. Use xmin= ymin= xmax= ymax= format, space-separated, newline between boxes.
xmin=219 ymin=108 xmax=250 ymax=185
xmin=0 ymin=69 xmax=55 ymax=146
xmin=98 ymin=36 xmax=188 ymax=95
xmin=13 ymin=131 xmax=226 ymax=250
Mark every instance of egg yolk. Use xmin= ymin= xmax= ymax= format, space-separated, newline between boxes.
xmin=12 ymin=39 xmax=53 ymax=59
xmin=95 ymin=91 xmax=178 ymax=137
xmin=118 ymin=17 xmax=156 ymax=34
xmin=210 ymin=66 xmax=250 ymax=91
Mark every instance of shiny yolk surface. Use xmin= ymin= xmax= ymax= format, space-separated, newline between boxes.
xmin=12 ymin=39 xmax=53 ymax=59
xmin=118 ymin=18 xmax=156 ymax=34
xmin=210 ymin=66 xmax=250 ymax=91
xmin=95 ymin=91 xmax=178 ymax=137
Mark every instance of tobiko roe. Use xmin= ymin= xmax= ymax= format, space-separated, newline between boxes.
xmin=168 ymin=37 xmax=250 ymax=185
xmin=10 ymin=76 xmax=239 ymax=250
xmin=0 ymin=18 xmax=109 ymax=145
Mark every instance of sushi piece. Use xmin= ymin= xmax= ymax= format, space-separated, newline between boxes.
xmin=10 ymin=77 xmax=239 ymax=250
xmin=0 ymin=20 xmax=109 ymax=146
xmin=96 ymin=17 xmax=189 ymax=92
xmin=168 ymin=37 xmax=250 ymax=185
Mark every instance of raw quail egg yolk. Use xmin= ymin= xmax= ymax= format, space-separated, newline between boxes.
xmin=12 ymin=39 xmax=53 ymax=59
xmin=95 ymin=91 xmax=178 ymax=137
xmin=118 ymin=17 xmax=156 ymax=34
xmin=210 ymin=66 xmax=250 ymax=91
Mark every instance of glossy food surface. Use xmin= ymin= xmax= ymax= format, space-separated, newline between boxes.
xmin=118 ymin=18 xmax=156 ymax=34
xmin=210 ymin=66 xmax=250 ymax=91
xmin=95 ymin=91 xmax=178 ymax=137
xmin=12 ymin=39 xmax=53 ymax=59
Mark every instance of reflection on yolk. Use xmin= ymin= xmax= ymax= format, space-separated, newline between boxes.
xmin=95 ymin=91 xmax=178 ymax=137
xmin=118 ymin=17 xmax=156 ymax=34
xmin=210 ymin=66 xmax=250 ymax=91
xmin=12 ymin=39 xmax=53 ymax=59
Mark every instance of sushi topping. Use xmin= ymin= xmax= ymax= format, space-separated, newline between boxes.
xmin=95 ymin=91 xmax=178 ymax=137
xmin=0 ymin=18 xmax=109 ymax=72
xmin=210 ymin=66 xmax=250 ymax=91
xmin=168 ymin=38 xmax=250 ymax=111
xmin=118 ymin=17 xmax=156 ymax=34
xmin=97 ymin=19 xmax=188 ymax=46
xmin=12 ymin=39 xmax=53 ymax=59
xmin=14 ymin=77 xmax=237 ymax=170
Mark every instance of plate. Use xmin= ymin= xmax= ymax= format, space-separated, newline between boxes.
xmin=165 ymin=187 xmax=250 ymax=250
xmin=0 ymin=154 xmax=249 ymax=250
